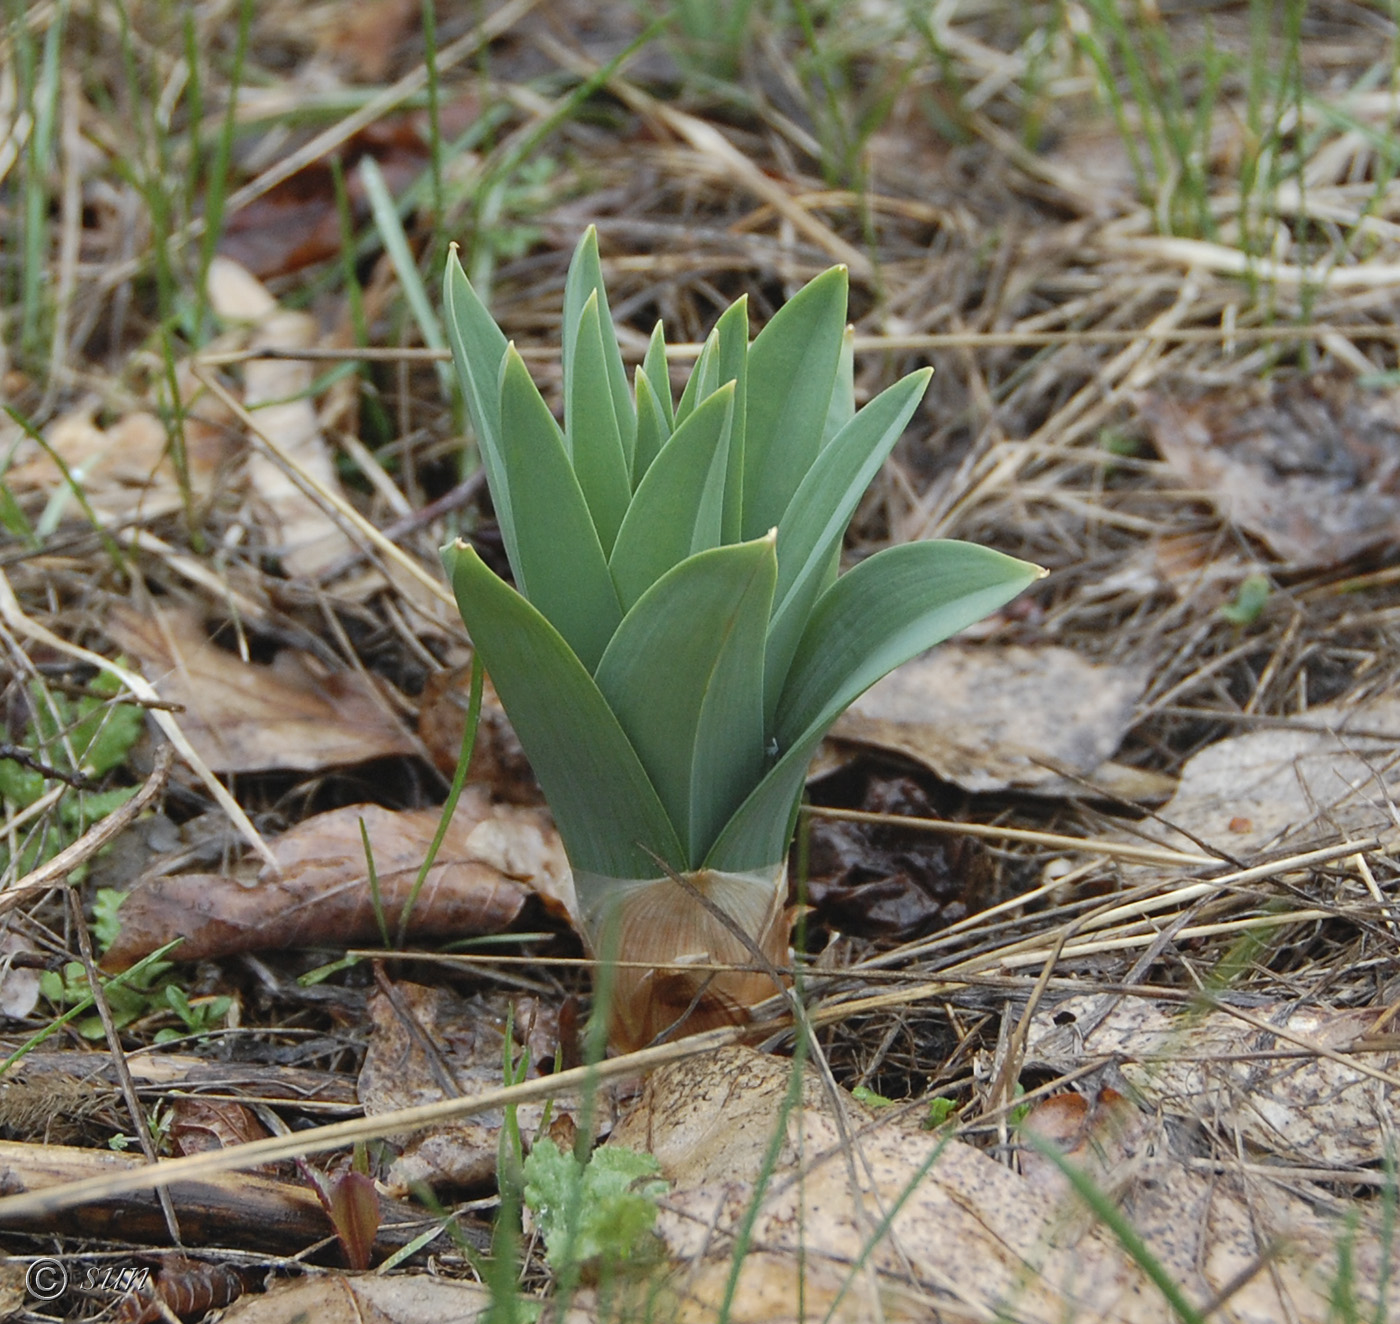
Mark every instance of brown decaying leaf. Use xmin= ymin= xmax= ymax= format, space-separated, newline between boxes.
xmin=1144 ymin=692 xmax=1400 ymax=857
xmin=207 ymin=257 xmax=356 ymax=578
xmin=116 ymin=1258 xmax=252 ymax=1324
xmin=101 ymin=796 xmax=571 ymax=969
xmin=417 ymin=663 xmax=542 ymax=802
xmin=1027 ymin=993 xmax=1399 ymax=1167
xmin=104 ymin=602 xmax=415 ymax=773
xmin=612 ymin=1046 xmax=1397 ymax=1324
xmin=210 ymin=1273 xmax=511 ymax=1324
xmin=6 ymin=399 xmax=236 ymax=524
xmin=169 ymin=1097 xmax=271 ymax=1158
xmin=358 ymin=981 xmax=580 ymax=1196
xmin=830 ymin=644 xmax=1151 ymax=797
xmin=806 ymin=776 xmax=997 ymax=942
xmin=1140 ymin=378 xmax=1400 ymax=567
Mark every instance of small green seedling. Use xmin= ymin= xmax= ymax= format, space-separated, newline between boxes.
xmin=154 ymin=984 xmax=233 ymax=1045
xmin=1219 ymin=573 xmax=1271 ymax=626
xmin=442 ymin=228 xmax=1043 ymax=1048
xmin=40 ymin=959 xmax=173 ymax=1040
xmin=0 ymin=674 xmax=143 ymax=878
xmin=924 ymin=1095 xmax=959 ymax=1129
xmin=523 ymin=1138 xmax=667 ymax=1276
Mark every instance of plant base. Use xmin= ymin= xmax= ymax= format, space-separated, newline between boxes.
xmin=573 ymin=864 xmax=790 ymax=1053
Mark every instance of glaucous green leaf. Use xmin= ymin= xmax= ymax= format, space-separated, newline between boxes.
xmin=562 ymin=227 xmax=635 ymax=467
xmin=764 ymin=368 xmax=932 ymax=721
xmin=632 ymin=367 xmax=670 ymax=490
xmin=707 ymin=540 xmax=1042 ymax=872
xmin=608 ymin=383 xmax=734 ymax=611
xmin=498 ymin=347 xmax=622 ymax=672
xmin=567 ymin=291 xmax=633 ymax=555
xmin=642 ymin=320 xmax=673 ymax=435
xmin=741 ymin=266 xmax=847 ymax=539
xmin=821 ymin=326 xmax=856 ymax=450
xmin=443 ymin=541 xmax=683 ymax=878
xmin=443 ymin=250 xmax=515 ymax=568
xmin=595 ymin=535 xmax=776 ymax=867
xmin=776 ymin=540 xmax=1043 ymax=748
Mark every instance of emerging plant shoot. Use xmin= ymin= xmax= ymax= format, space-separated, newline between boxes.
xmin=442 ymin=231 xmax=1042 ymax=1050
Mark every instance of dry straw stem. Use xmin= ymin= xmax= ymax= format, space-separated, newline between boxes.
xmin=0 ymin=569 xmax=275 ymax=870
xmin=805 ymin=804 xmax=1218 ymax=867
xmin=0 ymin=1022 xmax=762 ymax=1223
xmin=190 ymin=366 xmax=454 ymax=610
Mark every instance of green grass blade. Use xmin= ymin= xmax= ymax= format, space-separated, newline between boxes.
xmin=497 ymin=347 xmax=622 ymax=672
xmin=741 ymin=267 xmax=848 ymax=538
xmin=608 ymin=383 xmax=734 ymax=611
xmin=642 ymin=319 xmax=674 ymax=435
xmin=443 ymin=251 xmax=514 ymax=565
xmin=442 ymin=542 xmax=682 ymax=879
xmin=361 ymin=156 xmax=453 ymax=400
xmin=708 ymin=541 xmax=1041 ymax=872
xmin=566 ymin=291 xmax=632 ymax=555
xmin=562 ymin=226 xmax=635 ymax=468
xmin=632 ymin=366 xmax=670 ymax=488
xmin=764 ymin=368 xmax=932 ymax=720
xmin=595 ymin=535 xmax=775 ymax=866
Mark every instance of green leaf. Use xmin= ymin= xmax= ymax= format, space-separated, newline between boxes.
xmin=764 ymin=368 xmax=932 ymax=721
xmin=443 ymin=251 xmax=515 ymax=568
xmin=777 ymin=540 xmax=1043 ymax=748
xmin=523 ymin=1137 xmax=665 ymax=1271
xmin=707 ymin=541 xmax=1042 ymax=871
xmin=641 ymin=319 xmax=673 ymax=434
xmin=707 ymin=298 xmax=749 ymax=543
xmin=497 ymin=347 xmax=622 ymax=673
xmin=741 ymin=267 xmax=848 ymax=539
xmin=632 ymin=367 xmax=670 ymax=489
xmin=0 ymin=759 xmax=44 ymax=808
xmin=561 ymin=227 xmax=635 ymax=468
xmin=674 ymin=300 xmax=749 ymax=540
xmin=607 ymin=383 xmax=734 ymax=612
xmin=821 ymin=325 xmax=856 ymax=450
xmin=443 ymin=541 xmax=682 ymax=879
xmin=73 ymin=695 xmax=143 ymax=776
xmin=566 ymin=291 xmax=633 ymax=555
xmin=595 ymin=535 xmax=775 ymax=867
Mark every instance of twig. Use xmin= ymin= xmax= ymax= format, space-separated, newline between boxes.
xmin=66 ymin=889 xmax=185 ymax=1247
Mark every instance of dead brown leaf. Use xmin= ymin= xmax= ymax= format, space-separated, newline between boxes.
xmin=212 ymin=1273 xmax=498 ymax=1324
xmin=613 ymin=1046 xmax=1398 ymax=1323
xmin=207 ymin=258 xmax=356 ymax=578
xmin=1144 ymin=692 xmax=1400 ymax=855
xmin=1140 ymin=378 xmax=1400 ymax=566
xmin=831 ymin=644 xmax=1156 ymax=797
xmin=105 ymin=602 xmax=415 ymax=773
xmin=101 ymin=796 xmax=572 ymax=969
xmin=1027 ymin=993 xmax=1400 ymax=1167
xmin=358 ymin=982 xmax=581 ymax=1195
xmin=6 ymin=404 xmax=236 ymax=524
